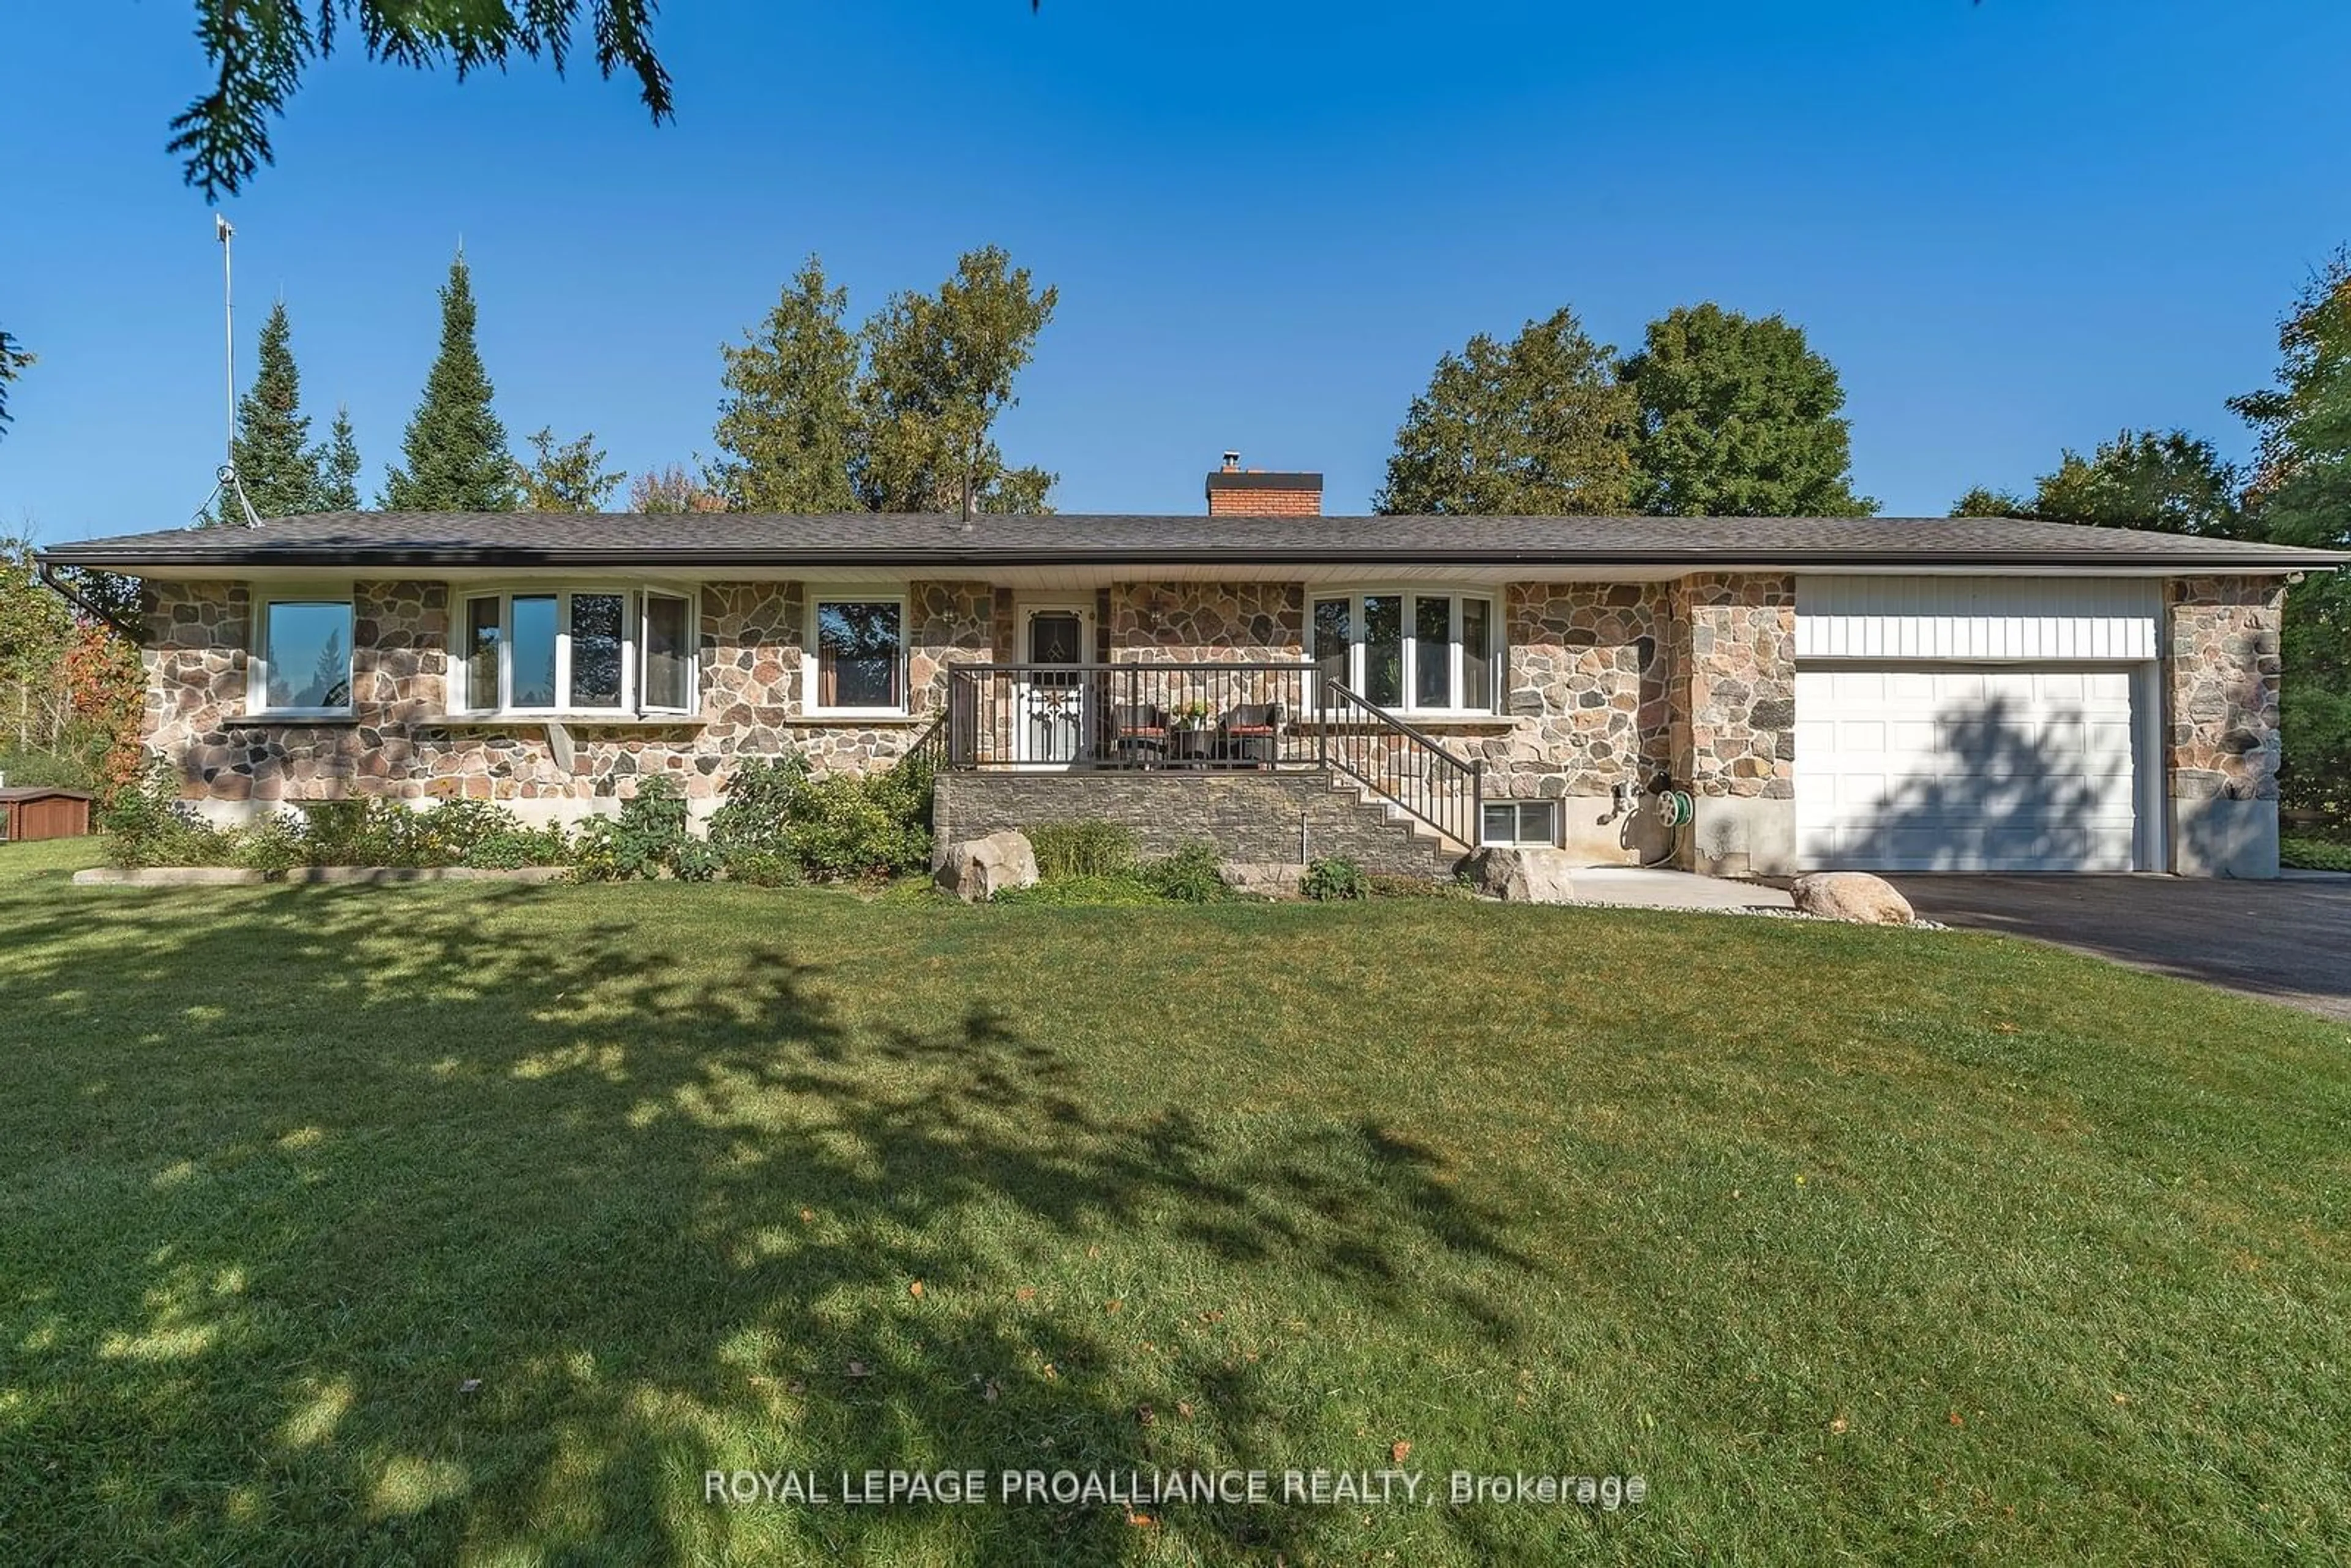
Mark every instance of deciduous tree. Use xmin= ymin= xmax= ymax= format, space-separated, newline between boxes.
xmin=853 ymin=246 xmax=1058 ymax=514
xmin=628 ymin=465 xmax=727 ymax=514
xmin=382 ymin=253 xmax=517 ymax=512
xmin=515 ymin=427 xmax=625 ymax=511
xmin=1374 ymin=307 xmax=1635 ymax=515
xmin=1622 ymin=304 xmax=1874 ymax=517
xmin=2230 ymin=251 xmax=2351 ymax=813
xmin=2026 ymin=429 xmax=2247 ymax=538
xmin=708 ymin=246 xmax=1059 ymax=514
xmin=1948 ymin=486 xmax=2029 ymax=518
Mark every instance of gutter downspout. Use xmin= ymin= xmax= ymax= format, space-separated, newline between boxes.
xmin=36 ymin=562 xmax=142 ymax=640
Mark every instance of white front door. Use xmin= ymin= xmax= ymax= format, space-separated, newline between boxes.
xmin=1016 ymin=605 xmax=1093 ymax=765
xmin=1794 ymin=665 xmax=2145 ymax=871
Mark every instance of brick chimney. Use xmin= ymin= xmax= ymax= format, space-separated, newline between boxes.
xmin=1205 ymin=451 xmax=1322 ymax=516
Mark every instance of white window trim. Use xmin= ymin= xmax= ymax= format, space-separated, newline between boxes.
xmin=638 ymin=590 xmax=699 ymax=715
xmin=805 ymin=591 xmax=911 ymax=719
xmin=451 ymin=582 xmax=700 ymax=719
xmin=1311 ymin=587 xmax=1503 ymax=719
xmin=247 ymin=590 xmax=357 ymax=719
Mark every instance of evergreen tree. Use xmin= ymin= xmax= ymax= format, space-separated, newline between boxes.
xmin=707 ymin=256 xmax=861 ymax=512
xmin=315 ymin=406 xmax=362 ymax=511
xmin=1376 ymin=307 xmax=1636 ymax=515
xmin=0 ymin=329 xmax=31 ymax=439
xmin=213 ymin=299 xmax=320 ymax=524
xmin=1622 ymin=304 xmax=1875 ymax=517
xmin=382 ymin=252 xmax=517 ymax=511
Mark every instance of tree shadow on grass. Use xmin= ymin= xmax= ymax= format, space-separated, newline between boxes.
xmin=0 ymin=878 xmax=1543 ymax=1563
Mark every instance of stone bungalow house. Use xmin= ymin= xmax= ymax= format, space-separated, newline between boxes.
xmin=37 ymin=461 xmax=2349 ymax=879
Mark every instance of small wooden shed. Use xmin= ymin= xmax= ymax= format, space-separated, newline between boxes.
xmin=0 ymin=787 xmax=95 ymax=842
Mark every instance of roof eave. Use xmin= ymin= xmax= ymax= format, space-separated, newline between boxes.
xmin=32 ymin=544 xmax=2351 ymax=572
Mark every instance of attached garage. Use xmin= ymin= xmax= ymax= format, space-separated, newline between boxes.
xmin=1793 ymin=576 xmax=2164 ymax=872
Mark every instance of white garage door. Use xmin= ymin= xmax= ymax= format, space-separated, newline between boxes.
xmin=1795 ymin=667 xmax=2142 ymax=871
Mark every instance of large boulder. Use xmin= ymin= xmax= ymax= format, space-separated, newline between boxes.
xmin=1463 ymin=846 xmax=1579 ymax=904
xmin=1219 ymin=861 xmax=1304 ymax=899
xmin=1790 ymin=871 xmax=1915 ymax=925
xmin=935 ymin=830 xmax=1040 ymax=902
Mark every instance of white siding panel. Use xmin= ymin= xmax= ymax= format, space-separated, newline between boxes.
xmin=1796 ymin=576 xmax=2158 ymax=661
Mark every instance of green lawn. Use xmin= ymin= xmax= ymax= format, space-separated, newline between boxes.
xmin=2 ymin=839 xmax=2347 ymax=1565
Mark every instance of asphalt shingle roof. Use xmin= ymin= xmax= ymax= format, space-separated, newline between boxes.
xmin=34 ymin=510 xmax=2351 ymax=571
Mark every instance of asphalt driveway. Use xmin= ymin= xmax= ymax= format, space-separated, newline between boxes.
xmin=1891 ymin=873 xmax=2351 ymax=1022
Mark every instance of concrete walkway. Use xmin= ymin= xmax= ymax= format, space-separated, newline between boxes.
xmin=1569 ymin=867 xmax=1794 ymax=911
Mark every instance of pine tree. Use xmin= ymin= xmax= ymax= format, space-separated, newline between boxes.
xmin=315 ymin=406 xmax=362 ymax=511
xmin=214 ymin=300 xmax=320 ymax=524
xmin=707 ymin=255 xmax=862 ymax=512
xmin=382 ymin=252 xmax=517 ymax=511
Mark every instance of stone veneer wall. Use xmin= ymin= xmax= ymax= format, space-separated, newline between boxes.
xmin=1667 ymin=572 xmax=1798 ymax=875
xmin=144 ymin=577 xmax=997 ymax=815
xmin=1106 ymin=582 xmax=1303 ymax=661
xmin=1490 ymin=582 xmax=1672 ymax=799
xmin=2165 ymin=576 xmax=2284 ymax=801
xmin=2165 ymin=575 xmax=2285 ymax=876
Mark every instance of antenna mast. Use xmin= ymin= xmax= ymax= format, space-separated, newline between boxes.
xmin=216 ymin=214 xmax=236 ymax=467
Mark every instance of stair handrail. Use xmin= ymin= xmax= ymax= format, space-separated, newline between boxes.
xmin=1316 ymin=681 xmax=1483 ymax=848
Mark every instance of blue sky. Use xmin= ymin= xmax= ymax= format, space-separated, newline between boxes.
xmin=6 ymin=1 xmax=2350 ymax=542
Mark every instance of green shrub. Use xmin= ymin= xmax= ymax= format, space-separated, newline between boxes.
xmin=710 ymin=751 xmax=934 ymax=883
xmin=2281 ymin=835 xmax=2351 ymax=872
xmin=1027 ymin=820 xmax=1137 ymax=881
xmin=707 ymin=756 xmax=804 ymax=856
xmin=1142 ymin=841 xmax=1228 ymax=904
xmin=572 ymin=776 xmax=698 ymax=881
xmin=236 ymin=812 xmax=308 ymax=878
xmin=1303 ymin=857 xmax=1371 ymax=902
xmin=463 ymin=823 xmax=571 ymax=870
xmin=100 ymin=760 xmax=238 ymax=868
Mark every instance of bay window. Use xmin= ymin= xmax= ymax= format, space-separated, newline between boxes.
xmin=453 ymin=587 xmax=697 ymax=716
xmin=1311 ymin=590 xmax=1500 ymax=715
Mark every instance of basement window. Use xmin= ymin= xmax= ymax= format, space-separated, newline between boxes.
xmin=1480 ymin=799 xmax=1559 ymax=848
xmin=453 ymin=587 xmax=699 ymax=717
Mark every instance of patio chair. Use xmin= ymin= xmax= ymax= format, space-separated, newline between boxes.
xmin=1105 ymin=703 xmax=1171 ymax=768
xmin=1217 ymin=702 xmax=1284 ymax=769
